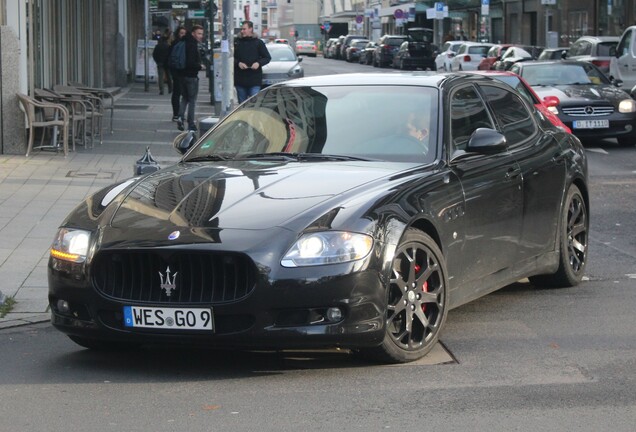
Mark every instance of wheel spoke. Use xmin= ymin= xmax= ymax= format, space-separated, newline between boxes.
xmin=570 ymin=220 xmax=586 ymax=238
xmin=420 ymin=290 xmax=438 ymax=304
xmin=413 ymin=306 xmax=430 ymax=329
xmin=571 ymin=238 xmax=586 ymax=254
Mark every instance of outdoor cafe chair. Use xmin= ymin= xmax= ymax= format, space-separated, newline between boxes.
xmin=68 ymin=82 xmax=119 ymax=134
xmin=16 ymin=92 xmax=69 ymax=157
xmin=53 ymin=85 xmax=104 ymax=146
xmin=34 ymin=88 xmax=89 ymax=151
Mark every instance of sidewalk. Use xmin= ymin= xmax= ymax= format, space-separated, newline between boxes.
xmin=0 ymin=74 xmax=216 ymax=328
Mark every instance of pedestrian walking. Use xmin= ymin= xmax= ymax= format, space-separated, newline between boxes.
xmin=443 ymin=31 xmax=455 ymax=43
xmin=234 ymin=20 xmax=271 ymax=103
xmin=152 ymin=31 xmax=172 ymax=95
xmin=169 ymin=26 xmax=187 ymax=122
xmin=177 ymin=25 xmax=205 ymax=131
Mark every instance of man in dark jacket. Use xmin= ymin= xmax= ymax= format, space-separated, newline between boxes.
xmin=169 ymin=26 xmax=187 ymax=121
xmin=177 ymin=25 xmax=204 ymax=131
xmin=234 ymin=21 xmax=271 ymax=103
xmin=152 ymin=32 xmax=172 ymax=95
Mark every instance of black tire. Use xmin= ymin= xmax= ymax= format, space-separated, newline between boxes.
xmin=529 ymin=184 xmax=588 ymax=287
xmin=362 ymin=229 xmax=448 ymax=363
xmin=617 ymin=136 xmax=635 ymax=146
xmin=68 ymin=335 xmax=139 ymax=351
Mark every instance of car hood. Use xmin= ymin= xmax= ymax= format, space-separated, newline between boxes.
xmin=262 ymin=61 xmax=299 ymax=73
xmin=532 ymin=84 xmax=628 ymax=104
xmin=109 ymin=161 xmax=417 ymax=231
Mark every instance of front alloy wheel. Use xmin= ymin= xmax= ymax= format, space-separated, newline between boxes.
xmin=530 ymin=184 xmax=588 ymax=287
xmin=366 ymin=229 xmax=448 ymax=363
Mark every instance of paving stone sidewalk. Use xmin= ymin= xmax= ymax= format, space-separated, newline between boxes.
xmin=0 ymin=76 xmax=216 ymax=328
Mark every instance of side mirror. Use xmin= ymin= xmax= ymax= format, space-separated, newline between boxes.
xmin=561 ymin=51 xmax=568 ymax=59
xmin=298 ymin=57 xmax=303 ymax=62
xmin=543 ymin=95 xmax=560 ymax=108
xmin=612 ymin=77 xmax=624 ymax=87
xmin=173 ymin=130 xmax=197 ymax=155
xmin=466 ymin=128 xmax=507 ymax=154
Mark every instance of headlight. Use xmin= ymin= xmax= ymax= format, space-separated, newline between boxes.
xmin=288 ymin=65 xmax=303 ymax=77
xmin=547 ymin=106 xmax=559 ymax=115
xmin=50 ymin=228 xmax=91 ymax=263
xmin=619 ymin=99 xmax=636 ymax=113
xmin=281 ymin=231 xmax=373 ymax=267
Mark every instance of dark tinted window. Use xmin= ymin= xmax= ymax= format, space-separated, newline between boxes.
xmin=450 ymin=86 xmax=494 ymax=151
xmin=480 ymin=85 xmax=535 ymax=146
xmin=596 ymin=41 xmax=618 ymax=56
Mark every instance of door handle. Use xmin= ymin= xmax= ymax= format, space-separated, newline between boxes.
xmin=505 ymin=166 xmax=521 ymax=180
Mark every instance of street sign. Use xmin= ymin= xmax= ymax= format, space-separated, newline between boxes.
xmin=481 ymin=0 xmax=489 ymax=16
xmin=324 ymin=22 xmax=331 ymax=31
xmin=435 ymin=2 xmax=444 ymax=20
xmin=394 ymin=9 xmax=404 ymax=19
xmin=355 ymin=15 xmax=363 ymax=24
xmin=188 ymin=10 xmax=205 ymax=18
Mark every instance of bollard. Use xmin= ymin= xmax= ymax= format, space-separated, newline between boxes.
xmin=198 ymin=116 xmax=220 ymax=136
xmin=134 ymin=146 xmax=160 ymax=175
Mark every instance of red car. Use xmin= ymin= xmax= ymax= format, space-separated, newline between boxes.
xmin=468 ymin=70 xmax=572 ymax=133
xmin=478 ymin=44 xmax=512 ymax=70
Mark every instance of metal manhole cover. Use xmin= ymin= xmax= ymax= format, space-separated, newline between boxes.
xmin=66 ymin=170 xmax=117 ymax=179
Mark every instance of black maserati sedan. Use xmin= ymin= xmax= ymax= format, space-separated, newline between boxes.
xmin=510 ymin=60 xmax=636 ymax=146
xmin=49 ymin=73 xmax=589 ymax=363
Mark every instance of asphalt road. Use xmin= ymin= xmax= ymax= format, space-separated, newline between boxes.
xmin=1 ymin=59 xmax=635 ymax=431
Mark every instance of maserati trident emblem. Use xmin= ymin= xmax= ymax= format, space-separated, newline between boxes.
xmin=159 ymin=266 xmax=178 ymax=297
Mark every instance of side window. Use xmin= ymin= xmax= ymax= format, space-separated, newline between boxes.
xmin=450 ymin=86 xmax=494 ymax=151
xmin=618 ymin=30 xmax=632 ymax=56
xmin=479 ymin=85 xmax=536 ymax=146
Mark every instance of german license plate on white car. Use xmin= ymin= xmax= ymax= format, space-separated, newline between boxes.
xmin=123 ymin=306 xmax=214 ymax=331
xmin=573 ymin=119 xmax=609 ymax=129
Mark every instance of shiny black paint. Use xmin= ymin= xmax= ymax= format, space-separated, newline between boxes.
xmin=49 ymin=73 xmax=588 ymax=351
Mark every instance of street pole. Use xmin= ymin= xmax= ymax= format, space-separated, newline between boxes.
xmin=144 ymin=0 xmax=149 ymax=92
xmin=220 ymin=0 xmax=234 ymax=117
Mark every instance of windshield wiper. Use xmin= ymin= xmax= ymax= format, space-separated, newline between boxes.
xmin=296 ymin=153 xmax=369 ymax=161
xmin=237 ymin=152 xmax=301 ymax=161
xmin=185 ymin=154 xmax=234 ymax=162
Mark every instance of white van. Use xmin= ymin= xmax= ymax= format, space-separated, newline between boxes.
xmin=610 ymin=25 xmax=636 ymax=89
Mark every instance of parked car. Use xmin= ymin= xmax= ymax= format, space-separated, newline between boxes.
xmin=467 ymin=70 xmax=571 ymax=133
xmin=493 ymin=45 xmax=543 ymax=70
xmin=323 ymin=38 xmax=338 ymax=58
xmin=510 ymin=60 xmax=636 ymax=146
xmin=345 ymin=39 xmax=369 ymax=62
xmin=434 ymin=40 xmax=464 ymax=71
xmin=49 ymin=72 xmax=588 ymax=364
xmin=261 ymin=44 xmax=304 ymax=87
xmin=391 ymin=27 xmax=437 ymax=70
xmin=477 ymin=44 xmax=512 ymax=70
xmin=611 ymin=25 xmax=636 ymax=87
xmin=339 ymin=34 xmax=367 ymax=60
xmin=373 ymin=34 xmax=408 ymax=67
xmin=538 ymin=47 xmax=569 ymax=60
xmin=449 ymin=42 xmax=493 ymax=71
xmin=295 ymin=40 xmax=317 ymax=57
xmin=566 ymin=35 xmax=619 ymax=74
xmin=358 ymin=41 xmax=377 ymax=65
xmin=332 ymin=35 xmax=346 ymax=59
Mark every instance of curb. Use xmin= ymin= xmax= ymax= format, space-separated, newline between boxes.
xmin=0 ymin=313 xmax=50 ymax=329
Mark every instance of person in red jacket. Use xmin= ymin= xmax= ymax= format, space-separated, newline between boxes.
xmin=234 ymin=21 xmax=271 ymax=103
xmin=177 ymin=25 xmax=204 ymax=131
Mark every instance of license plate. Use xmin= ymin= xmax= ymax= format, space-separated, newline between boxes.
xmin=573 ymin=119 xmax=609 ymax=129
xmin=123 ymin=306 xmax=214 ymax=331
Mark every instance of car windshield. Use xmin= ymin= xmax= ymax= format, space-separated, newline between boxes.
xmin=268 ymin=47 xmax=296 ymax=61
xmin=186 ymin=85 xmax=438 ymax=163
xmin=521 ymin=63 xmax=610 ymax=86
xmin=387 ymin=38 xmax=407 ymax=46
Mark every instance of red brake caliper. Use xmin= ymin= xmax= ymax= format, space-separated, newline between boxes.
xmin=414 ymin=264 xmax=428 ymax=312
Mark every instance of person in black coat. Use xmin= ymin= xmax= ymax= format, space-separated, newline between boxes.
xmin=177 ymin=25 xmax=204 ymax=131
xmin=152 ymin=32 xmax=172 ymax=95
xmin=234 ymin=20 xmax=271 ymax=103
xmin=169 ymin=26 xmax=187 ymax=122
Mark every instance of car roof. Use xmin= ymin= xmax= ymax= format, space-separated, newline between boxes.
xmin=277 ymin=72 xmax=492 ymax=88
xmin=574 ymin=36 xmax=620 ymax=43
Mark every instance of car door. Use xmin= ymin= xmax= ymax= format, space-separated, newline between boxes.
xmin=478 ymin=83 xmax=567 ymax=263
xmin=446 ymin=84 xmax=523 ymax=296
xmin=614 ymin=27 xmax=636 ymax=87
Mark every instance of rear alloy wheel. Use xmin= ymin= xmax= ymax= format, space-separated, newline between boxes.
xmin=365 ymin=229 xmax=448 ymax=363
xmin=530 ymin=184 xmax=588 ymax=287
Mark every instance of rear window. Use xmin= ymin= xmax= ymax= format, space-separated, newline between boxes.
xmin=468 ymin=46 xmax=489 ymax=55
xmin=597 ymin=42 xmax=618 ymax=56
xmin=387 ymin=38 xmax=407 ymax=46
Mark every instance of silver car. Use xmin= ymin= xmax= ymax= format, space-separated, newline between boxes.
xmin=295 ymin=40 xmax=317 ymax=57
xmin=262 ymin=44 xmax=304 ymax=87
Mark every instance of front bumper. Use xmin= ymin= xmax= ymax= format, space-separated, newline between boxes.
xmin=561 ymin=112 xmax=636 ymax=141
xmin=49 ymin=255 xmax=386 ymax=350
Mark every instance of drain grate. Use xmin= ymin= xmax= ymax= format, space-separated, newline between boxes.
xmin=66 ymin=170 xmax=117 ymax=179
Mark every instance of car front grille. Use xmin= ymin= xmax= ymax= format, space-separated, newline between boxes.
xmin=561 ymin=105 xmax=614 ymax=116
xmin=92 ymin=251 xmax=256 ymax=304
